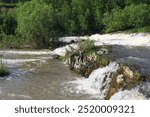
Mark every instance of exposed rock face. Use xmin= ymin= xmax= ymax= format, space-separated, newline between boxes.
xmin=104 ymin=64 xmax=145 ymax=99
xmin=67 ymin=52 xmax=100 ymax=77
xmin=65 ymin=44 xmax=111 ymax=78
xmin=71 ymin=61 xmax=145 ymax=100
xmin=64 ymin=44 xmax=145 ymax=99
xmin=54 ymin=41 xmax=148 ymax=100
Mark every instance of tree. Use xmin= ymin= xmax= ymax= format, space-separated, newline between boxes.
xmin=16 ymin=0 xmax=58 ymax=48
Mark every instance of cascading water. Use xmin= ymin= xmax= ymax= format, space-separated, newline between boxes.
xmin=67 ymin=62 xmax=119 ymax=99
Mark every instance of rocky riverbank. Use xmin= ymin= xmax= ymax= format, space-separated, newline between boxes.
xmin=65 ymin=45 xmax=146 ymax=99
xmin=53 ymin=33 xmax=150 ymax=100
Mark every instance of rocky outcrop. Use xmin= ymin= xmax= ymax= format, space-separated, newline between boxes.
xmin=104 ymin=64 xmax=145 ymax=99
xmin=54 ymin=39 xmax=149 ymax=100
xmin=66 ymin=45 xmax=110 ymax=78
xmin=67 ymin=52 xmax=100 ymax=77
xmin=62 ymin=44 xmax=146 ymax=99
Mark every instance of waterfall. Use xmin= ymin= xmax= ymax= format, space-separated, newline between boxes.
xmin=68 ymin=62 xmax=119 ymax=99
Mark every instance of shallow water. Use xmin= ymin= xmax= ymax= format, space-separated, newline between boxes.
xmin=0 ymin=50 xmax=93 ymax=100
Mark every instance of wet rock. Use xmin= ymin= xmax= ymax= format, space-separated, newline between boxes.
xmin=138 ymin=82 xmax=150 ymax=98
xmin=116 ymin=74 xmax=124 ymax=85
xmin=65 ymin=44 xmax=112 ymax=78
xmin=122 ymin=66 xmax=134 ymax=79
xmin=96 ymin=48 xmax=109 ymax=55
xmin=105 ymin=64 xmax=144 ymax=99
xmin=67 ymin=51 xmax=100 ymax=77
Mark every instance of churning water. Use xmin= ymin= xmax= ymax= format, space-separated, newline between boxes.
xmin=0 ymin=46 xmax=150 ymax=100
xmin=0 ymin=49 xmax=97 ymax=99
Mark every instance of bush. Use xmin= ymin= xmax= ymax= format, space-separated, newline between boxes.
xmin=79 ymin=38 xmax=95 ymax=53
xmin=0 ymin=58 xmax=9 ymax=77
xmin=103 ymin=7 xmax=128 ymax=33
xmin=0 ymin=11 xmax=17 ymax=35
xmin=127 ymin=26 xmax=150 ymax=33
xmin=16 ymin=0 xmax=60 ymax=48
xmin=0 ymin=34 xmax=22 ymax=48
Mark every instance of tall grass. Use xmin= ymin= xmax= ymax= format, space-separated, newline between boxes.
xmin=79 ymin=38 xmax=95 ymax=54
xmin=0 ymin=57 xmax=9 ymax=77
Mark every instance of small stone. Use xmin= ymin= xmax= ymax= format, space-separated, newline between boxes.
xmin=116 ymin=74 xmax=124 ymax=84
xmin=123 ymin=66 xmax=134 ymax=79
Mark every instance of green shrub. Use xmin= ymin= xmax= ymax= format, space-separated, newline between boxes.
xmin=0 ymin=10 xmax=17 ymax=35
xmin=127 ymin=26 xmax=150 ymax=33
xmin=100 ymin=57 xmax=110 ymax=67
xmin=79 ymin=38 xmax=95 ymax=52
xmin=96 ymin=55 xmax=110 ymax=67
xmin=103 ymin=4 xmax=150 ymax=33
xmin=0 ymin=34 xmax=23 ymax=49
xmin=0 ymin=58 xmax=9 ymax=77
xmin=16 ymin=0 xmax=60 ymax=48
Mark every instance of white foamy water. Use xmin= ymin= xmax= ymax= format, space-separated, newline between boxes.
xmin=90 ymin=33 xmax=150 ymax=46
xmin=59 ymin=36 xmax=87 ymax=43
xmin=54 ymin=43 xmax=79 ymax=56
xmin=6 ymin=93 xmax=32 ymax=99
xmin=0 ymin=49 xmax=54 ymax=68
xmin=110 ymin=88 xmax=148 ymax=100
xmin=57 ymin=33 xmax=150 ymax=47
xmin=0 ymin=50 xmax=53 ymax=55
xmin=55 ymin=33 xmax=150 ymax=57
xmin=3 ymin=58 xmax=41 ymax=64
xmin=67 ymin=62 xmax=119 ymax=99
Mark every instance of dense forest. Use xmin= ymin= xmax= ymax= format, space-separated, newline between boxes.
xmin=0 ymin=0 xmax=150 ymax=48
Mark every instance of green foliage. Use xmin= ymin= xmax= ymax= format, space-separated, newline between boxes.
xmin=103 ymin=4 xmax=150 ymax=33
xmin=79 ymin=39 xmax=95 ymax=53
xmin=58 ymin=56 xmax=66 ymax=61
xmin=103 ymin=8 xmax=127 ymax=33
xmin=2 ymin=13 xmax=17 ymax=35
xmin=0 ymin=58 xmax=9 ymax=77
xmin=0 ymin=34 xmax=23 ymax=48
xmin=0 ymin=0 xmax=150 ymax=49
xmin=98 ymin=56 xmax=110 ymax=67
xmin=0 ymin=0 xmax=30 ymax=3
xmin=0 ymin=11 xmax=17 ymax=35
xmin=16 ymin=0 xmax=61 ymax=48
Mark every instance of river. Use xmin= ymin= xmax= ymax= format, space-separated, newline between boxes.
xmin=0 ymin=45 xmax=150 ymax=100
xmin=0 ymin=50 xmax=93 ymax=100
